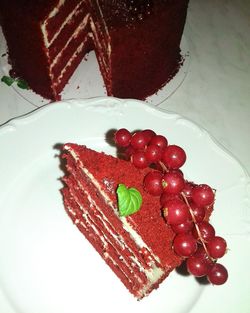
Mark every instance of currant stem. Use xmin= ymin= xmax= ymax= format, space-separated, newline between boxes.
xmin=181 ymin=192 xmax=216 ymax=263
xmin=158 ymin=161 xmax=169 ymax=173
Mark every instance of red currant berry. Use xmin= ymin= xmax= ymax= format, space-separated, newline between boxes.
xmin=192 ymin=184 xmax=215 ymax=207
xmin=171 ymin=169 xmax=184 ymax=177
xmin=145 ymin=144 xmax=162 ymax=164
xmin=193 ymin=221 xmax=216 ymax=242
xmin=114 ymin=128 xmax=131 ymax=147
xmin=161 ymin=145 xmax=186 ymax=169
xmin=182 ymin=181 xmax=196 ymax=199
xmin=130 ymin=131 xmax=148 ymax=150
xmin=207 ymin=263 xmax=228 ymax=285
xmin=143 ymin=171 xmax=163 ymax=196
xmin=193 ymin=245 xmax=214 ymax=267
xmin=162 ymin=170 xmax=185 ymax=195
xmin=171 ymin=219 xmax=194 ymax=234
xmin=160 ymin=192 xmax=180 ymax=207
xmin=131 ymin=151 xmax=149 ymax=169
xmin=186 ymin=256 xmax=210 ymax=277
xmin=193 ymin=244 xmax=207 ymax=259
xmin=190 ymin=202 xmax=206 ymax=223
xmin=123 ymin=145 xmax=135 ymax=160
xmin=141 ymin=129 xmax=156 ymax=144
xmin=206 ymin=236 xmax=227 ymax=259
xmin=149 ymin=135 xmax=168 ymax=149
xmin=163 ymin=198 xmax=190 ymax=225
xmin=173 ymin=233 xmax=197 ymax=257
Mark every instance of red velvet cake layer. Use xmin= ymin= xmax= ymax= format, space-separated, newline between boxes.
xmin=61 ymin=143 xmax=182 ymax=299
xmin=0 ymin=0 xmax=189 ymax=101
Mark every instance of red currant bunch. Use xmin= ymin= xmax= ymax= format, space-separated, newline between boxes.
xmin=114 ymin=128 xmax=228 ymax=285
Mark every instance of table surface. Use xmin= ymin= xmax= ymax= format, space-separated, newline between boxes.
xmin=0 ymin=1 xmax=250 ymax=312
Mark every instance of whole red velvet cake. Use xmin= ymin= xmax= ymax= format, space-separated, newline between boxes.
xmin=61 ymin=143 xmax=182 ymax=299
xmin=0 ymin=0 xmax=189 ymax=100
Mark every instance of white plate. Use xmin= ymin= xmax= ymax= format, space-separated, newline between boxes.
xmin=0 ymin=27 xmax=190 ymax=108
xmin=0 ymin=98 xmax=249 ymax=313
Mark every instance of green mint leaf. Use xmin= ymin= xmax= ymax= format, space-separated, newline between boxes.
xmin=16 ymin=78 xmax=29 ymax=89
xmin=1 ymin=75 xmax=15 ymax=86
xmin=117 ymin=184 xmax=142 ymax=217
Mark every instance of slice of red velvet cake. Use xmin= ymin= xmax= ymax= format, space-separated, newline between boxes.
xmin=0 ymin=0 xmax=189 ymax=101
xmin=61 ymin=143 xmax=182 ymax=299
